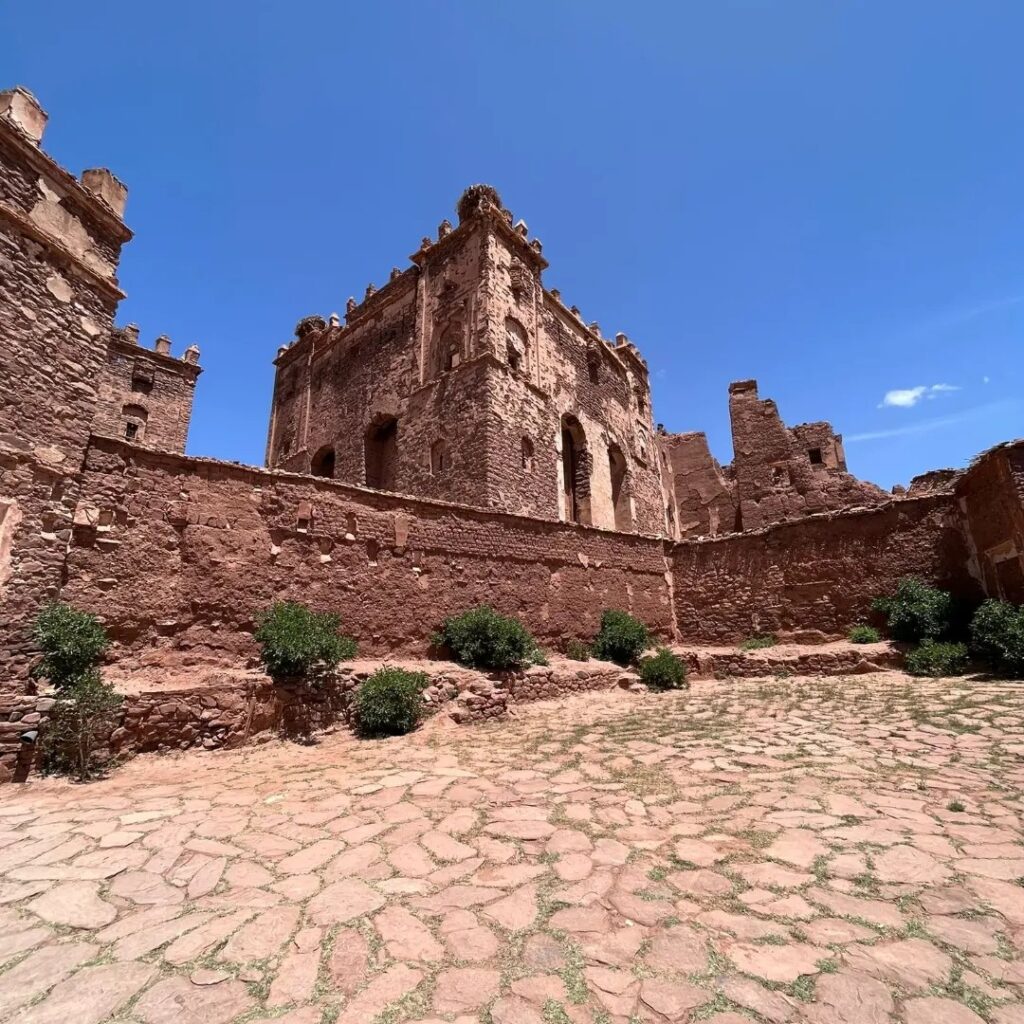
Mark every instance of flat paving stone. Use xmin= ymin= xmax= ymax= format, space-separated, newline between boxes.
xmin=27 ymin=881 xmax=116 ymax=929
xmin=0 ymin=673 xmax=1020 ymax=1024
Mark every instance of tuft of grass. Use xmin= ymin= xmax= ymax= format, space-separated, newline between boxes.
xmin=848 ymin=624 xmax=881 ymax=644
xmin=543 ymin=1000 xmax=573 ymax=1024
xmin=790 ymin=975 xmax=816 ymax=1002
xmin=739 ymin=634 xmax=777 ymax=651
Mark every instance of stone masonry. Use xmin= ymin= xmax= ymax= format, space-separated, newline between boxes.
xmin=659 ymin=379 xmax=891 ymax=538
xmin=0 ymin=87 xmax=201 ymax=671
xmin=93 ymin=323 xmax=201 ymax=453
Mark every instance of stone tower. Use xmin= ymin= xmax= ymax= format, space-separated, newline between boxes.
xmin=267 ymin=185 xmax=666 ymax=534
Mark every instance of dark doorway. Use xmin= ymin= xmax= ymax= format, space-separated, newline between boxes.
xmin=365 ymin=418 xmax=398 ymax=490
xmin=311 ymin=446 xmax=335 ymax=478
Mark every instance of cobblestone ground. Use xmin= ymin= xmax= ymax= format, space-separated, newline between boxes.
xmin=1 ymin=673 xmax=1023 ymax=1024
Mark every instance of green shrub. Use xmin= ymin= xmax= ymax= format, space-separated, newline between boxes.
xmin=254 ymin=601 xmax=356 ymax=681
xmin=564 ymin=640 xmax=591 ymax=662
xmin=970 ymin=599 xmax=1024 ymax=677
xmin=353 ymin=667 xmax=427 ymax=737
xmin=871 ymin=577 xmax=954 ymax=642
xmin=638 ymin=648 xmax=688 ymax=691
xmin=32 ymin=603 xmax=109 ymax=687
xmin=432 ymin=605 xmax=538 ymax=671
xmin=43 ymin=670 xmax=122 ymax=780
xmin=590 ymin=610 xmax=650 ymax=666
xmin=905 ymin=640 xmax=969 ymax=678
xmin=739 ymin=634 xmax=777 ymax=651
xmin=848 ymin=624 xmax=881 ymax=644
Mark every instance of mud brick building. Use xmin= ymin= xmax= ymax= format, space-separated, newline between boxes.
xmin=267 ymin=185 xmax=665 ymax=535
xmin=1 ymin=84 xmax=1023 ymax=710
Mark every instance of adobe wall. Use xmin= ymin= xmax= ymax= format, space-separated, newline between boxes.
xmin=658 ymin=431 xmax=737 ymax=538
xmin=58 ymin=437 xmax=674 ymax=671
xmin=41 ymin=435 xmax=985 ymax=681
xmin=956 ymin=443 xmax=1024 ymax=603
xmin=672 ymin=493 xmax=977 ymax=643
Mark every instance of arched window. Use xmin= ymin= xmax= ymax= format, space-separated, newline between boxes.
xmin=365 ymin=416 xmax=398 ymax=490
xmin=311 ymin=446 xmax=335 ymax=478
xmin=122 ymin=403 xmax=148 ymax=442
xmin=430 ymin=439 xmax=447 ymax=475
xmin=608 ymin=443 xmax=632 ymax=532
xmin=437 ymin=322 xmax=463 ymax=374
xmin=560 ymin=414 xmax=591 ymax=525
xmin=521 ymin=437 xmax=534 ymax=472
xmin=505 ymin=317 xmax=528 ymax=373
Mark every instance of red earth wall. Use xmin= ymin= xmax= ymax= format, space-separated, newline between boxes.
xmin=39 ymin=438 xmax=981 ymax=681
xmin=672 ymin=494 xmax=977 ymax=643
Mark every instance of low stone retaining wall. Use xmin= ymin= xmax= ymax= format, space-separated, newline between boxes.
xmin=676 ymin=641 xmax=904 ymax=680
xmin=0 ymin=659 xmax=634 ymax=782
xmin=0 ymin=693 xmax=55 ymax=783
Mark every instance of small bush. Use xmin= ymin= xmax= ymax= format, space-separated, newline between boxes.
xmin=590 ymin=610 xmax=650 ymax=666
xmin=32 ymin=603 xmax=109 ymax=687
xmin=639 ymin=648 xmax=688 ymax=691
xmin=848 ymin=624 xmax=881 ymax=644
xmin=905 ymin=640 xmax=969 ymax=678
xmin=254 ymin=601 xmax=356 ymax=681
xmin=970 ymin=599 xmax=1024 ymax=677
xmin=564 ymin=640 xmax=591 ymax=662
xmin=739 ymin=634 xmax=777 ymax=651
xmin=871 ymin=577 xmax=954 ymax=642
xmin=353 ymin=667 xmax=427 ymax=737
xmin=43 ymin=670 xmax=122 ymax=780
xmin=433 ymin=605 xmax=538 ymax=671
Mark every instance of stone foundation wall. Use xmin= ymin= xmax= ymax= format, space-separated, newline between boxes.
xmin=678 ymin=643 xmax=904 ymax=680
xmin=0 ymin=660 xmax=631 ymax=782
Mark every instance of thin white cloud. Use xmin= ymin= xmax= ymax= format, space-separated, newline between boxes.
xmin=878 ymin=383 xmax=960 ymax=408
xmin=848 ymin=401 xmax=1009 ymax=443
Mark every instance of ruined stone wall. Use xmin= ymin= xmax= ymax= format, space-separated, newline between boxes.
xmin=672 ymin=494 xmax=976 ymax=643
xmin=728 ymin=379 xmax=889 ymax=531
xmin=658 ymin=431 xmax=737 ymax=538
xmin=93 ymin=333 xmax=200 ymax=453
xmin=57 ymin=438 xmax=674 ymax=672
xmin=955 ymin=443 xmax=1024 ymax=603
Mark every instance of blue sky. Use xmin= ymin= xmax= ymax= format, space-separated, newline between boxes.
xmin=4 ymin=2 xmax=1021 ymax=487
